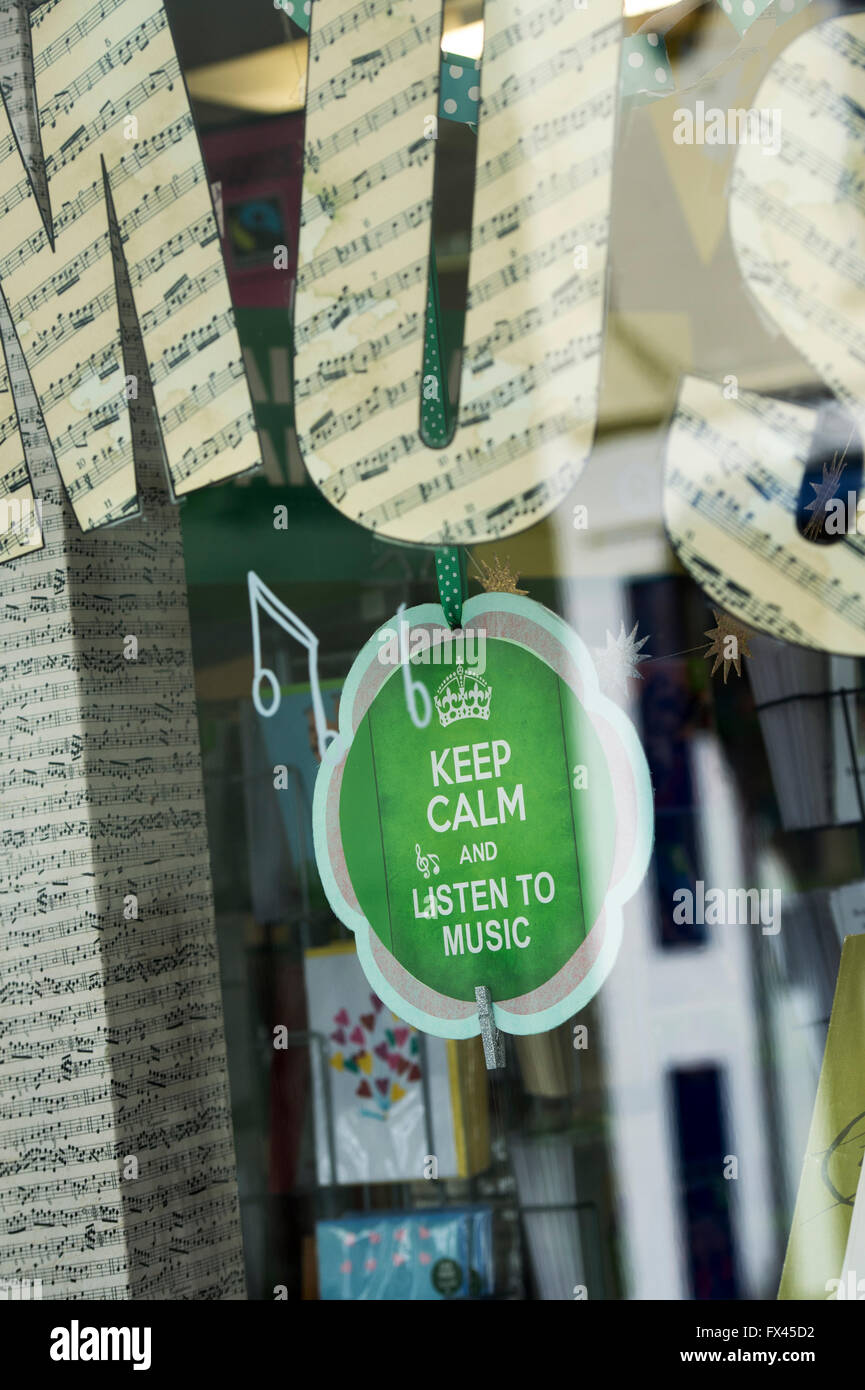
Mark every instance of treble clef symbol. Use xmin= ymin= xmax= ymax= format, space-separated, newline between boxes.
xmin=415 ymin=844 xmax=439 ymax=879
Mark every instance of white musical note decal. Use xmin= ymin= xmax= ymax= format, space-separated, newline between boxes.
xmin=398 ymin=601 xmax=432 ymax=730
xmin=247 ymin=570 xmax=336 ymax=761
xmin=414 ymin=843 xmax=440 ymax=879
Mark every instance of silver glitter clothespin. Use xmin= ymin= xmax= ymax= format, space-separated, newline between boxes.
xmin=475 ymin=985 xmax=505 ymax=1070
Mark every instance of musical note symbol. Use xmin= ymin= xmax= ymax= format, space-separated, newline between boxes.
xmin=396 ymin=602 xmax=432 ymax=729
xmin=247 ymin=570 xmax=336 ymax=761
xmin=414 ymin=844 xmax=439 ymax=879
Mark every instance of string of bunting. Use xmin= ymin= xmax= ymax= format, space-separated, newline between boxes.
xmin=277 ymin=0 xmax=812 ymax=108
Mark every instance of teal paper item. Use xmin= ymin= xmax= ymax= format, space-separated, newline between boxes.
xmin=716 ymin=0 xmax=773 ymax=36
xmin=281 ymin=1 xmax=679 ymax=108
xmin=439 ymin=51 xmax=481 ymax=125
xmin=621 ymin=33 xmax=674 ymax=100
xmin=274 ymin=0 xmax=311 ymax=30
xmin=769 ymin=0 xmax=811 ymax=25
xmin=317 ymin=1208 xmax=493 ymax=1299
xmin=281 ymin=0 xmax=814 ymax=110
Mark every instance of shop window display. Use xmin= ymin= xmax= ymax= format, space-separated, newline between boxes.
xmin=2 ymin=0 xmax=865 ymax=1343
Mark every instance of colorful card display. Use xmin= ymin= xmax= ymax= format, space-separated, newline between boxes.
xmin=317 ymin=1207 xmax=493 ymax=1300
xmin=304 ymin=942 xmax=489 ymax=1185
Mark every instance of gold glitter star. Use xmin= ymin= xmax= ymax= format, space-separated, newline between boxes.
xmin=703 ymin=610 xmax=753 ymax=683
xmin=803 ymin=446 xmax=849 ymax=540
xmin=471 ymin=554 xmax=528 ymax=595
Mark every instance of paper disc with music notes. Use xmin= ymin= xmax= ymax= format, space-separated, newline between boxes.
xmin=730 ymin=15 xmax=865 ymax=452
xmin=664 ymin=374 xmax=865 ymax=654
xmin=293 ymin=0 xmax=620 ymax=544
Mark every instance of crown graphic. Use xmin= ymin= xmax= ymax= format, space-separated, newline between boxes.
xmin=434 ymin=661 xmax=492 ymax=727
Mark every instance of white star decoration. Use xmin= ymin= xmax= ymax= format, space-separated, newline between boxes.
xmin=591 ymin=621 xmax=651 ymax=696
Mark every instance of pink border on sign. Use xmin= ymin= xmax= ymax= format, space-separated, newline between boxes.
xmin=325 ymin=759 xmax=358 ymax=913
xmin=370 ymin=931 xmax=478 ymax=1023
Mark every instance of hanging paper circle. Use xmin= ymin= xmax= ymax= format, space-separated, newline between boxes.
xmin=313 ymin=595 xmax=653 ymax=1038
xmin=664 ymin=374 xmax=865 ymax=653
xmin=730 ymin=16 xmax=865 ymax=444
xmin=294 ymin=0 xmax=620 ymax=544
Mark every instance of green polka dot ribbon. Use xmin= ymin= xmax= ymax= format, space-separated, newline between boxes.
xmin=274 ymin=0 xmax=312 ymax=29
xmin=439 ymin=52 xmax=481 ymax=126
xmin=285 ymin=1 xmax=813 ymax=104
xmin=621 ymin=34 xmax=674 ymax=100
xmin=279 ymin=2 xmax=470 ymax=625
xmin=421 ymin=251 xmax=462 ymax=626
xmin=716 ymin=0 xmax=774 ymax=35
xmin=420 ymin=252 xmax=450 ymax=447
xmin=435 ymin=547 xmax=466 ymax=629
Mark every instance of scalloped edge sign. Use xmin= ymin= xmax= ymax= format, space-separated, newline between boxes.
xmin=313 ymin=594 xmax=654 ymax=1039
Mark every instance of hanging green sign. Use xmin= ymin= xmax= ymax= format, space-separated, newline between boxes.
xmin=313 ymin=594 xmax=654 ymax=1038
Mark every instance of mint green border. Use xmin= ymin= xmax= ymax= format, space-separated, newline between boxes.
xmin=312 ymin=595 xmax=654 ymax=1039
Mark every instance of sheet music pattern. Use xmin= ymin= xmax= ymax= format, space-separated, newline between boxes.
xmin=0 ymin=0 xmax=259 ymax=565
xmin=664 ymin=374 xmax=865 ymax=654
xmin=730 ymin=16 xmax=865 ymax=442
xmin=0 ymin=267 xmax=246 ymax=1296
xmin=295 ymin=0 xmax=620 ymax=544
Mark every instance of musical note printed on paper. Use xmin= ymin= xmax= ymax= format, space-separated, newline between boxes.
xmin=664 ymin=375 xmax=865 ymax=654
xmin=0 ymin=0 xmax=259 ymax=565
xmin=294 ymin=0 xmax=621 ymax=544
xmin=0 ymin=277 xmax=245 ymax=1297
